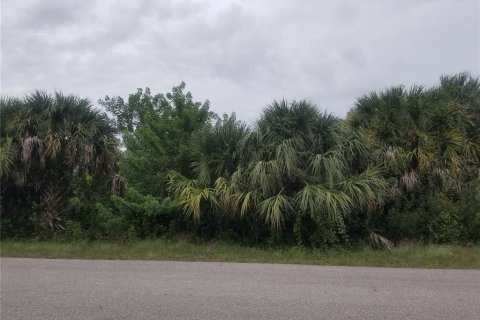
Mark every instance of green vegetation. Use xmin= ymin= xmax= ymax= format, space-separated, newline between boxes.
xmin=1 ymin=73 xmax=479 ymax=257
xmin=0 ymin=92 xmax=121 ymax=237
xmin=1 ymin=240 xmax=479 ymax=269
xmin=98 ymin=83 xmax=215 ymax=196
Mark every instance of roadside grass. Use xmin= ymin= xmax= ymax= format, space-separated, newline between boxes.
xmin=1 ymin=240 xmax=479 ymax=269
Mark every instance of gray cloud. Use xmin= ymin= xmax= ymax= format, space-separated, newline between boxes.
xmin=2 ymin=0 xmax=479 ymax=121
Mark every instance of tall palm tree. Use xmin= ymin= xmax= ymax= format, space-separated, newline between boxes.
xmin=0 ymin=91 xmax=120 ymax=232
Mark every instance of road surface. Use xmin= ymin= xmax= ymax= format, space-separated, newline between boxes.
xmin=1 ymin=258 xmax=479 ymax=319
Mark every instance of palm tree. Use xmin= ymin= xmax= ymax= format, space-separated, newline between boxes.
xmin=168 ymin=100 xmax=386 ymax=246
xmin=190 ymin=114 xmax=250 ymax=185
xmin=0 ymin=91 xmax=120 ymax=233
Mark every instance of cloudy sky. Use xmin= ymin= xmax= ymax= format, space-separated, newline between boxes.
xmin=2 ymin=0 xmax=479 ymax=121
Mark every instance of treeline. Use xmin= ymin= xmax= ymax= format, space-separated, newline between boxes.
xmin=1 ymin=73 xmax=479 ymax=247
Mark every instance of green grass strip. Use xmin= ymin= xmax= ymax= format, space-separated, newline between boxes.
xmin=1 ymin=240 xmax=479 ymax=269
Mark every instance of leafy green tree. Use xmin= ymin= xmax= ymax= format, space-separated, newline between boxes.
xmin=99 ymin=83 xmax=215 ymax=196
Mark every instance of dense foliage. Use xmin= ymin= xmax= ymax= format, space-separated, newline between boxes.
xmin=348 ymin=73 xmax=480 ymax=243
xmin=168 ymin=101 xmax=387 ymax=246
xmin=1 ymin=73 xmax=479 ymax=247
xmin=98 ymin=83 xmax=215 ymax=196
xmin=0 ymin=92 xmax=121 ymax=237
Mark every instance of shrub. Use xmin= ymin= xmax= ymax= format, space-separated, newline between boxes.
xmin=294 ymin=213 xmax=348 ymax=248
xmin=385 ymin=192 xmax=463 ymax=243
xmin=85 ymin=189 xmax=181 ymax=240
xmin=425 ymin=193 xmax=462 ymax=243
xmin=386 ymin=207 xmax=427 ymax=240
xmin=64 ymin=221 xmax=84 ymax=241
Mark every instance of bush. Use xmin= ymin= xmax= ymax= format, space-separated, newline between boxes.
xmin=427 ymin=209 xmax=461 ymax=243
xmin=386 ymin=208 xmax=427 ymax=240
xmin=94 ymin=203 xmax=126 ymax=239
xmin=384 ymin=192 xmax=464 ymax=244
xmin=294 ymin=213 xmax=348 ymax=248
xmin=425 ymin=193 xmax=462 ymax=243
xmin=82 ymin=188 xmax=181 ymax=240
xmin=457 ymin=179 xmax=480 ymax=243
xmin=64 ymin=221 xmax=84 ymax=241
xmin=0 ymin=216 xmax=14 ymax=239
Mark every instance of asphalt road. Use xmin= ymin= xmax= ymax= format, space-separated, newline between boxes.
xmin=1 ymin=258 xmax=479 ymax=320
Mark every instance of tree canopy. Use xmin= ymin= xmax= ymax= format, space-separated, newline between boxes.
xmin=99 ymin=82 xmax=215 ymax=195
xmin=1 ymin=73 xmax=479 ymax=246
xmin=1 ymin=92 xmax=120 ymax=235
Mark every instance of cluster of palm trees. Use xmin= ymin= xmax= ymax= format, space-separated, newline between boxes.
xmin=1 ymin=73 xmax=479 ymax=245
xmin=349 ymin=74 xmax=479 ymax=194
xmin=168 ymin=101 xmax=386 ymax=238
xmin=167 ymin=73 xmax=480 ymax=245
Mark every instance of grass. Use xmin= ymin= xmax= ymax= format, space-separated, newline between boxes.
xmin=1 ymin=239 xmax=479 ymax=269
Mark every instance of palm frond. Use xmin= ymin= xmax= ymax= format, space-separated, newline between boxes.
xmin=338 ymin=167 xmax=387 ymax=211
xmin=191 ymin=154 xmax=212 ymax=185
xmin=258 ymin=192 xmax=292 ymax=230
xmin=275 ymin=138 xmax=301 ymax=178
xmin=0 ymin=137 xmax=14 ymax=178
xmin=39 ymin=186 xmax=67 ymax=231
xmin=233 ymin=189 xmax=262 ymax=218
xmin=369 ymin=231 xmax=394 ymax=251
xmin=385 ymin=147 xmax=397 ymax=166
xmin=408 ymin=145 xmax=434 ymax=174
xmin=440 ymin=129 xmax=464 ymax=161
xmin=308 ymin=150 xmax=346 ymax=186
xmin=21 ymin=136 xmax=45 ymax=170
xmin=111 ymin=174 xmax=128 ymax=196
xmin=213 ymin=177 xmax=237 ymax=214
xmin=179 ymin=185 xmax=217 ymax=222
xmin=167 ymin=171 xmax=217 ymax=222
xmin=166 ymin=171 xmax=195 ymax=199
xmin=462 ymin=138 xmax=480 ymax=162
xmin=295 ymin=184 xmax=351 ymax=220
xmin=45 ymin=133 xmax=62 ymax=159
xmin=400 ymin=170 xmax=420 ymax=191
xmin=249 ymin=159 xmax=282 ymax=196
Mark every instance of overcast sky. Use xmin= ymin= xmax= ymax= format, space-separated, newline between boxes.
xmin=2 ymin=0 xmax=479 ymax=121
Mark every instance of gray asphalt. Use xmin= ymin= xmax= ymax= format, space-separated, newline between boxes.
xmin=1 ymin=258 xmax=479 ymax=320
